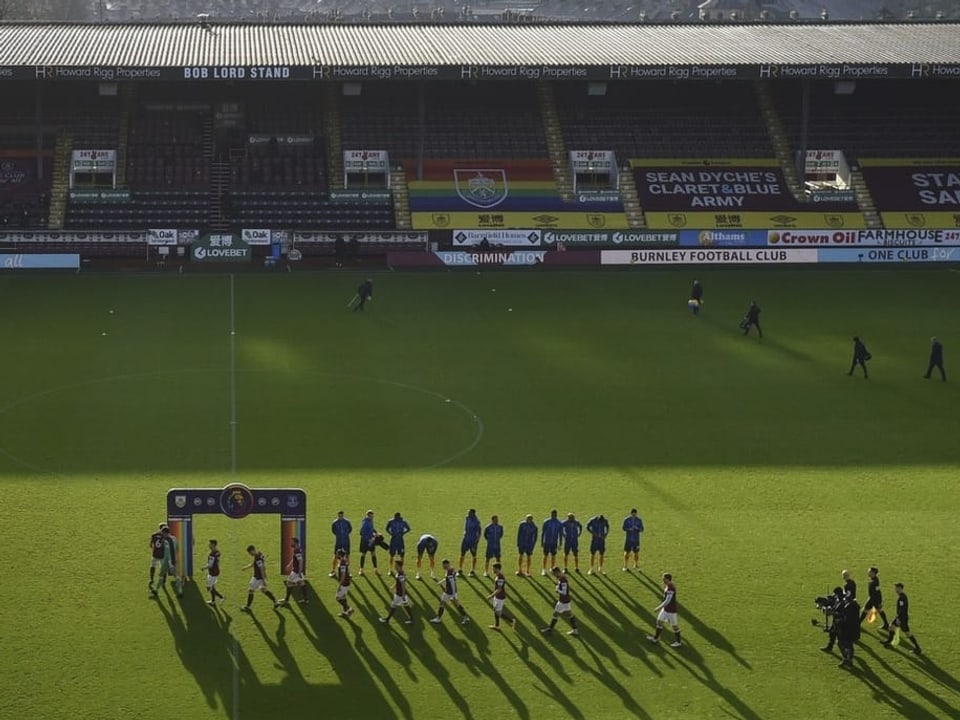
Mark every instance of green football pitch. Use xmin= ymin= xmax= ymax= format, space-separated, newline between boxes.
xmin=0 ymin=267 xmax=958 ymax=720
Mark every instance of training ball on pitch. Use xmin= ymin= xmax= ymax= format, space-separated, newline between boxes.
xmin=101 ymin=332 xmax=107 ymax=336
xmin=508 ymin=308 xmax=513 ymax=312
xmin=108 ymin=309 xmax=115 ymax=314
xmin=444 ymin=398 xmax=451 ymax=403
xmin=491 ymin=288 xmax=496 ymax=292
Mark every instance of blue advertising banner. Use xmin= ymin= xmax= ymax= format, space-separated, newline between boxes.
xmin=679 ymin=230 xmax=768 ymax=247
xmin=818 ymin=247 xmax=960 ymax=263
xmin=0 ymin=253 xmax=80 ymax=269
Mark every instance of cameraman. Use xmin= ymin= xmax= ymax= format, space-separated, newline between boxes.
xmin=836 ymin=594 xmax=861 ymax=669
xmin=819 ymin=587 xmax=845 ymax=653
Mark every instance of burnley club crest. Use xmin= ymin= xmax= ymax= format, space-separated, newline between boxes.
xmin=454 ymin=169 xmax=508 ymax=209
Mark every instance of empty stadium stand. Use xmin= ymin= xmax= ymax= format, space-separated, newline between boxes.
xmin=773 ymin=80 xmax=960 ymax=159
xmin=556 ymin=82 xmax=775 ymax=159
xmin=342 ymin=82 xmax=548 ymax=160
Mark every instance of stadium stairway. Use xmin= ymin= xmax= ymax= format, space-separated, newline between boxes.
xmin=322 ymin=84 xmax=344 ymax=190
xmin=754 ymin=82 xmax=805 ymax=203
xmin=209 ymin=160 xmax=231 ymax=231
xmin=390 ymin=167 xmax=412 ymax=229
xmin=849 ymin=168 xmax=883 ymax=229
xmin=116 ymin=84 xmax=136 ymax=187
xmin=47 ymin=129 xmax=73 ymax=230
xmin=616 ymin=166 xmax=647 ymax=229
xmin=536 ymin=83 xmax=575 ymax=202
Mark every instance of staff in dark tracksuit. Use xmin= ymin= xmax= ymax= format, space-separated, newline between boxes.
xmin=355 ymin=278 xmax=374 ymax=312
xmin=690 ymin=280 xmax=703 ymax=316
xmin=849 ymin=336 xmax=870 ymax=379
xmin=742 ymin=301 xmax=762 ymax=338
xmin=924 ymin=336 xmax=946 ymax=381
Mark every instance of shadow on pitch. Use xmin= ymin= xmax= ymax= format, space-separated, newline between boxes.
xmin=154 ymin=582 xmax=241 ymax=714
xmin=631 ymin=571 xmax=752 ymax=670
xmin=857 ymin=641 xmax=960 ymax=718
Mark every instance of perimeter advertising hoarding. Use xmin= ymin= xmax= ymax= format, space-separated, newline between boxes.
xmin=859 ymin=159 xmax=960 ymax=229
xmin=387 ymin=250 xmax=600 ymax=267
xmin=0 ymin=254 xmax=80 ymax=269
xmin=452 ymin=230 xmax=542 ymax=247
xmin=601 ymin=248 xmax=818 ymax=265
xmin=679 ymin=230 xmax=767 ymax=247
xmin=818 ymin=247 xmax=960 ymax=263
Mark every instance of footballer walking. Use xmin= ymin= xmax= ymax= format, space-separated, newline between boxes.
xmin=281 ymin=537 xmax=309 ymax=606
xmin=241 ymin=544 xmax=281 ymax=612
xmin=205 ymin=539 xmax=225 ymax=606
xmin=379 ymin=560 xmax=415 ymax=625
xmin=487 ymin=563 xmax=517 ymax=630
xmin=647 ymin=573 xmax=682 ymax=647
xmin=883 ymin=583 xmax=922 ymax=654
xmin=430 ymin=559 xmax=470 ymax=625
xmin=334 ymin=549 xmax=355 ymax=618
xmin=148 ymin=523 xmax=166 ymax=595
xmin=541 ymin=567 xmax=580 ymax=636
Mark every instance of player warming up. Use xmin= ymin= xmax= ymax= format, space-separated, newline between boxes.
xmin=622 ymin=508 xmax=645 ymax=571
xmin=516 ymin=514 xmax=538 ymax=577
xmin=487 ymin=563 xmax=517 ymax=630
xmin=416 ymin=533 xmax=439 ymax=580
xmin=562 ymin=513 xmax=583 ymax=573
xmin=430 ymin=559 xmax=471 ymax=625
xmin=483 ymin=515 xmax=504 ymax=577
xmin=334 ymin=549 xmax=355 ymax=618
xmin=458 ymin=508 xmax=481 ymax=577
xmin=379 ymin=560 xmax=415 ymax=625
xmin=205 ymin=539 xmax=225 ymax=606
xmin=586 ymin=513 xmax=609 ymax=575
xmin=329 ymin=510 xmax=352 ymax=578
xmin=352 ymin=278 xmax=374 ymax=312
xmin=281 ymin=537 xmax=309 ymax=606
xmin=540 ymin=567 xmax=580 ymax=636
xmin=241 ymin=545 xmax=281 ymax=612
xmin=647 ymin=573 xmax=683 ymax=648
xmin=541 ymin=509 xmax=563 ymax=577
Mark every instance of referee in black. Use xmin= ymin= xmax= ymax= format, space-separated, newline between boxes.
xmin=355 ymin=278 xmax=374 ymax=312
xmin=924 ymin=336 xmax=946 ymax=381
xmin=883 ymin=582 xmax=922 ymax=655
xmin=860 ymin=566 xmax=889 ymax=631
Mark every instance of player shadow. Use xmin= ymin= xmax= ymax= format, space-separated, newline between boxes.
xmin=498 ymin=625 xmax=587 ymax=720
xmin=544 ymin=621 xmax=653 ymax=720
xmin=294 ymin=588 xmax=414 ymax=719
xmin=155 ymin=582 xmax=267 ymax=718
xmin=576 ymin=577 xmax=662 ymax=676
xmin=907 ymin=653 xmax=960 ymax=698
xmin=857 ymin=642 xmax=960 ymax=718
xmin=759 ymin=336 xmax=815 ymax=363
xmin=650 ymin=638 xmax=763 ymax=720
xmin=349 ymin=580 xmax=418 ymax=677
xmin=630 ymin=571 xmax=753 ymax=671
xmin=846 ymin=644 xmax=941 ymax=719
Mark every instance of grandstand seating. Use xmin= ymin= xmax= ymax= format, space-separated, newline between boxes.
xmin=342 ymin=82 xmax=548 ymax=160
xmin=773 ymin=80 xmax=960 ymax=160
xmin=65 ymin=190 xmax=208 ymax=230
xmin=556 ymin=82 xmax=774 ymax=160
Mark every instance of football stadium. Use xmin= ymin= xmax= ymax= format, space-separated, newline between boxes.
xmin=1 ymin=3 xmax=959 ymax=719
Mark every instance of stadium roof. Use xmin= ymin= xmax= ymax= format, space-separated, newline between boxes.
xmin=0 ymin=22 xmax=959 ymax=69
